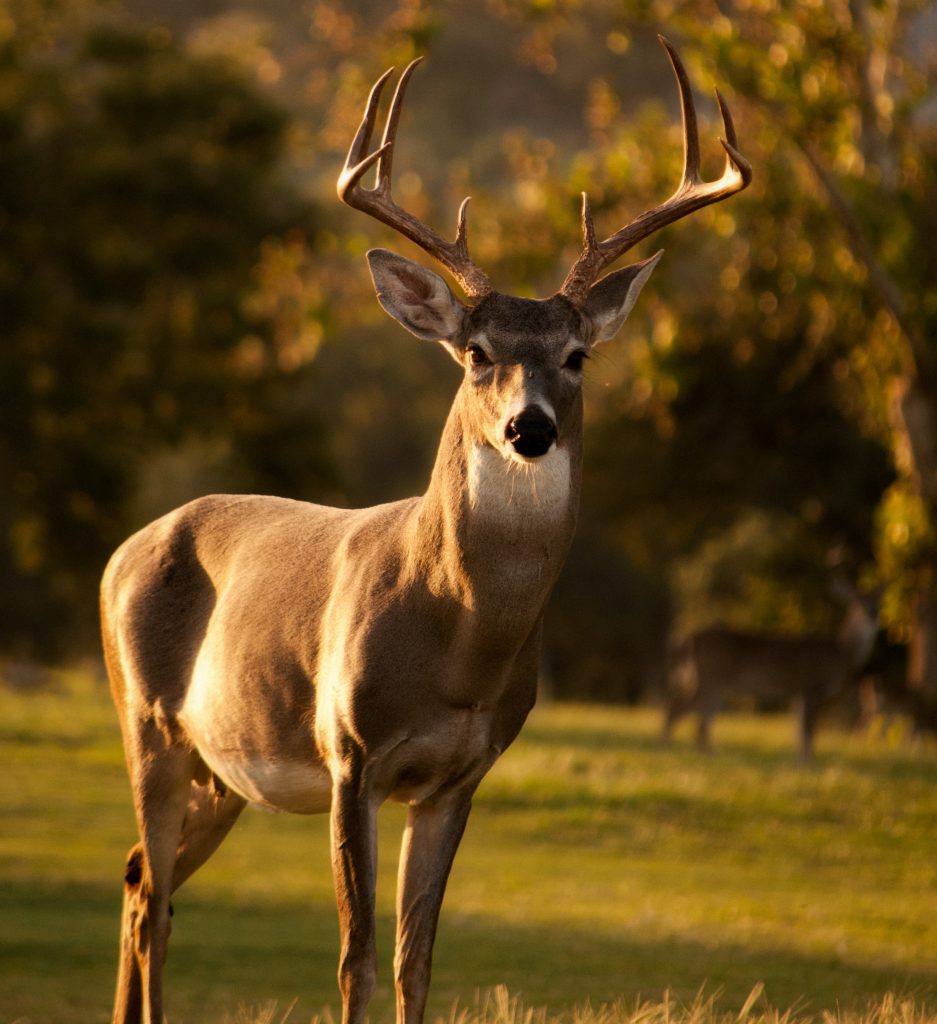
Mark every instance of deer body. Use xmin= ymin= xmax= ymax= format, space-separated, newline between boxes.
xmin=104 ymin=41 xmax=749 ymax=1024
xmin=103 ymin=294 xmax=593 ymax=1024
xmin=663 ymin=593 xmax=879 ymax=758
xmin=107 ymin=302 xmax=583 ymax=811
xmin=109 ymin=458 xmax=571 ymax=813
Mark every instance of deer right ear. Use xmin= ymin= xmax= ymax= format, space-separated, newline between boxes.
xmin=367 ymin=249 xmax=467 ymax=344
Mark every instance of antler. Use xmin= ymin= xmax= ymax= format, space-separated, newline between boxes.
xmin=560 ymin=36 xmax=752 ymax=305
xmin=338 ymin=59 xmax=493 ymax=301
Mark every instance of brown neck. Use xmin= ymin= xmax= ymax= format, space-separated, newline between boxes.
xmin=405 ymin=387 xmax=581 ymax=641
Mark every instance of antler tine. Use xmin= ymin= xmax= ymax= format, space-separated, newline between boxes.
xmin=376 ymin=57 xmax=422 ymax=190
xmin=337 ymin=60 xmax=492 ymax=301
xmin=580 ymin=192 xmax=598 ymax=249
xmin=455 ymin=196 xmax=474 ymax=257
xmin=560 ymin=36 xmax=751 ymax=305
xmin=716 ymin=88 xmax=737 ymax=149
xmin=716 ymin=89 xmax=753 ymax=186
xmin=661 ymin=35 xmax=702 ymax=188
xmin=667 ymin=41 xmax=752 ymax=198
xmin=337 ymin=67 xmax=396 ymax=199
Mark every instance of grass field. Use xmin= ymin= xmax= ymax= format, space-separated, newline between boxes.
xmin=2 ymin=670 xmax=936 ymax=1024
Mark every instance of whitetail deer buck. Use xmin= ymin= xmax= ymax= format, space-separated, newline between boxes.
xmin=102 ymin=38 xmax=749 ymax=1024
xmin=663 ymin=585 xmax=879 ymax=759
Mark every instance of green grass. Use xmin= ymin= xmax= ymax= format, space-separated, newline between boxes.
xmin=1 ymin=671 xmax=936 ymax=1023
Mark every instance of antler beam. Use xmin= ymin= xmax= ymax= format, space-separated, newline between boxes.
xmin=560 ymin=36 xmax=752 ymax=305
xmin=338 ymin=59 xmax=493 ymax=300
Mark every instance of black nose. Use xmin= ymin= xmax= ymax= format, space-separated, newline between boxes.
xmin=505 ymin=407 xmax=558 ymax=459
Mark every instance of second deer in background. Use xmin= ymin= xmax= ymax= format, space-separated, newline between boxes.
xmin=663 ymin=584 xmax=880 ymax=759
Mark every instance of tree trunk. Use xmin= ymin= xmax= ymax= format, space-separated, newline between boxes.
xmin=897 ymin=376 xmax=937 ymax=512
xmin=896 ymin=377 xmax=937 ymax=697
xmin=909 ymin=584 xmax=937 ymax=695
xmin=797 ymin=137 xmax=937 ymax=699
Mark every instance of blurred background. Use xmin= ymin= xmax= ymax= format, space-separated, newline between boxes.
xmin=2 ymin=0 xmax=936 ymax=715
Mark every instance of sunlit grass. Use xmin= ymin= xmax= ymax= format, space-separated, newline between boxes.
xmin=223 ymin=986 xmax=937 ymax=1024
xmin=1 ymin=672 xmax=935 ymax=1023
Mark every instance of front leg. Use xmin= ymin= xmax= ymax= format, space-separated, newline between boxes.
xmin=394 ymin=788 xmax=474 ymax=1024
xmin=331 ymin=764 xmax=380 ymax=1024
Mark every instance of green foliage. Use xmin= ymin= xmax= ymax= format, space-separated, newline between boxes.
xmin=0 ymin=1 xmax=331 ymax=655
xmin=3 ymin=0 xmax=934 ymax=690
xmin=546 ymin=519 xmax=671 ymax=702
xmin=875 ymin=481 xmax=937 ymax=642
xmin=584 ymin=0 xmax=933 ymax=641
xmin=670 ymin=510 xmax=837 ymax=635
xmin=474 ymin=0 xmax=936 ymax=672
xmin=2 ymin=673 xmax=935 ymax=1021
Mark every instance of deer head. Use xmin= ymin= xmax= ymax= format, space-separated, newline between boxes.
xmin=338 ymin=38 xmax=751 ymax=467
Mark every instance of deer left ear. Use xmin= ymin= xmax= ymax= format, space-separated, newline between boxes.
xmin=367 ymin=248 xmax=467 ymax=343
xmin=584 ymin=250 xmax=663 ymax=344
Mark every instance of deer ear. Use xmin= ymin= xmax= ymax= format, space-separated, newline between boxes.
xmin=367 ymin=249 xmax=466 ymax=343
xmin=584 ymin=250 xmax=663 ymax=344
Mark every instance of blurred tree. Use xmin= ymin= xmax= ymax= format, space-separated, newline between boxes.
xmin=545 ymin=516 xmax=671 ymax=703
xmin=627 ymin=0 xmax=937 ymax=696
xmin=248 ymin=0 xmax=903 ymax=700
xmin=473 ymin=1 xmax=937 ymax=698
xmin=0 ymin=1 xmax=331 ymax=657
xmin=8 ymin=0 xmax=929 ymax=705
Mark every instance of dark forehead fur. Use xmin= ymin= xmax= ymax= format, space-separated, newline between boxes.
xmin=465 ymin=292 xmax=586 ymax=340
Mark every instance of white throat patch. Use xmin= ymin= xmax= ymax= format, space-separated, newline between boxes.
xmin=467 ymin=443 xmax=571 ymax=524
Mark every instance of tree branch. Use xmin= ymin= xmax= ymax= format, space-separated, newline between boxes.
xmin=796 ymin=141 xmax=935 ymax=388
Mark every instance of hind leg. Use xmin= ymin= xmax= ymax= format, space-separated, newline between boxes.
xmin=797 ymin=694 xmax=819 ymax=761
xmin=696 ymin=712 xmax=712 ymax=750
xmin=172 ymin=780 xmax=246 ymax=891
xmin=113 ymin=844 xmax=145 ymax=1024
xmin=113 ymin=721 xmax=195 ymax=1024
xmin=662 ymin=690 xmax=696 ymax=742
xmin=114 ymin=756 xmax=246 ymax=1024
xmin=661 ymin=700 xmax=681 ymax=742
xmin=695 ymin=697 xmax=721 ymax=751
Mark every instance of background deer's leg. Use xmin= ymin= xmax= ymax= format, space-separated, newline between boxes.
xmin=394 ymin=790 xmax=474 ymax=1024
xmin=662 ymin=691 xmax=693 ymax=742
xmin=331 ymin=763 xmax=380 ymax=1024
xmin=798 ymin=692 xmax=819 ymax=761
xmin=696 ymin=699 xmax=717 ymax=751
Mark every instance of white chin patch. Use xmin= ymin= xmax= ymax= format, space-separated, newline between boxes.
xmin=506 ymin=441 xmax=556 ymax=466
xmin=468 ymin=443 xmax=570 ymax=521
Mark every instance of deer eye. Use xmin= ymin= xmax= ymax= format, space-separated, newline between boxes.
xmin=467 ymin=345 xmax=491 ymax=367
xmin=563 ymin=350 xmax=588 ymax=372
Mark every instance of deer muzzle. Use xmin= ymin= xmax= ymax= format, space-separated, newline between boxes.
xmin=505 ymin=407 xmax=558 ymax=459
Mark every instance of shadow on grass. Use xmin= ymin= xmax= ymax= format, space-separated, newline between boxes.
xmin=1 ymin=878 xmax=934 ymax=1024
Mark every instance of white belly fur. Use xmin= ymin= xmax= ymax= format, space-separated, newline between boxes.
xmin=202 ymin=749 xmax=332 ymax=814
xmin=182 ymin=649 xmax=331 ymax=814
